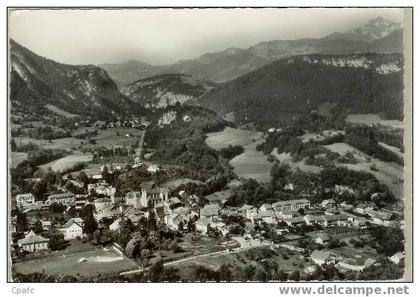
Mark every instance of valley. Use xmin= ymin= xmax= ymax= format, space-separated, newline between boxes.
xmin=8 ymin=14 xmax=409 ymax=283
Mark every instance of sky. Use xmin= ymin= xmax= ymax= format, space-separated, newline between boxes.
xmin=9 ymin=8 xmax=404 ymax=66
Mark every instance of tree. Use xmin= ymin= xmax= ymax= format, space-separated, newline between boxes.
xmin=187 ymin=218 xmax=196 ymax=232
xmin=138 ymin=248 xmax=151 ymax=269
xmin=33 ymin=220 xmax=44 ymax=234
xmin=48 ymin=228 xmax=67 ymax=251
xmin=288 ymin=270 xmax=301 ymax=281
xmin=177 ymin=221 xmax=184 ymax=232
xmin=16 ymin=207 xmax=28 ymax=233
xmin=77 ymin=171 xmax=89 ymax=187
xmin=147 ymin=210 xmax=157 ymax=231
xmin=10 ymin=139 xmax=17 ymax=151
xmin=80 ymin=205 xmax=97 ymax=235
xmin=149 ymin=260 xmax=164 ymax=282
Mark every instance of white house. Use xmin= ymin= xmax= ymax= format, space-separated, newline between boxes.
xmin=389 ymin=252 xmax=405 ymax=265
xmin=16 ymin=193 xmax=35 ymax=207
xmin=59 ymin=218 xmax=84 ymax=240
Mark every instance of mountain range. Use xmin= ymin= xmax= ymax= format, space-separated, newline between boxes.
xmin=101 ymin=17 xmax=403 ymax=87
xmin=10 ymin=39 xmax=134 ymax=118
xmin=9 ymin=17 xmax=404 ymax=128
xmin=198 ymin=53 xmax=403 ymax=128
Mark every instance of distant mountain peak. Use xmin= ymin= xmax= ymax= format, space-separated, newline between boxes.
xmin=325 ymin=17 xmax=402 ymax=43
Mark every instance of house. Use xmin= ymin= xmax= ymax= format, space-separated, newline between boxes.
xmin=18 ymin=230 xmax=49 ymax=252
xmin=125 ymin=191 xmax=143 ymax=208
xmin=16 ymin=193 xmax=35 ymax=207
xmin=195 ymin=217 xmax=211 ymax=234
xmin=88 ymin=182 xmax=116 ymax=198
xmin=354 ymin=203 xmax=374 ymax=215
xmin=282 ymin=216 xmax=306 ymax=227
xmin=276 ymin=209 xmax=299 ymax=220
xmin=349 ymin=216 xmax=368 ymax=228
xmin=94 ymin=197 xmax=112 ymax=210
xmin=314 ymin=233 xmax=331 ymax=245
xmin=92 ymin=174 xmax=103 ymax=181
xmin=389 ymin=252 xmax=405 ymax=265
xmin=147 ymin=164 xmax=160 ymax=174
xmin=321 ymin=199 xmax=336 ymax=209
xmin=258 ymin=210 xmax=277 ymax=224
xmin=59 ymin=218 xmax=84 ymax=240
xmin=322 ymin=214 xmax=348 ymax=227
xmin=167 ymin=197 xmax=183 ymax=209
xmin=238 ymin=204 xmax=254 ymax=217
xmin=272 ymin=199 xmax=310 ymax=211
xmin=337 ymin=257 xmax=376 ymax=272
xmin=310 ymin=250 xmax=334 ymax=266
xmin=259 ymin=203 xmax=273 ymax=212
xmin=368 ymin=210 xmax=397 ymax=226
xmin=46 ymin=192 xmax=75 ymax=206
xmin=200 ymin=204 xmax=221 ymax=219
xmin=109 ymin=218 xmax=122 ymax=231
xmin=41 ymin=220 xmax=52 ymax=231
xmin=304 ymin=214 xmax=324 ymax=226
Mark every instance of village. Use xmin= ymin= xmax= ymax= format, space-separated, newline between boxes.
xmin=10 ymin=140 xmax=406 ymax=281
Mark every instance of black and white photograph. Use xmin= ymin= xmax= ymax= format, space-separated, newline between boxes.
xmin=6 ymin=6 xmax=413 ymax=286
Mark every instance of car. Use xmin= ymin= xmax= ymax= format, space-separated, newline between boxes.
xmin=78 ymin=257 xmax=88 ymax=263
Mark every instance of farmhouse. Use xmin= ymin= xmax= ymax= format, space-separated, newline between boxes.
xmin=16 ymin=193 xmax=35 ymax=207
xmin=18 ymin=230 xmax=49 ymax=252
xmin=46 ymin=192 xmax=75 ymax=206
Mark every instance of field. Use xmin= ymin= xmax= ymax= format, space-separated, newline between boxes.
xmin=10 ymin=152 xmax=28 ymax=168
xmin=205 ymin=127 xmax=262 ymax=150
xmin=13 ymin=242 xmax=138 ymax=277
xmin=206 ymin=127 xmax=272 ymax=183
xmin=345 ymin=114 xmax=403 ymax=129
xmin=40 ymin=153 xmax=93 ymax=171
xmin=324 ymin=142 xmax=404 ymax=200
xmin=13 ymin=128 xmax=144 ymax=151
xmin=45 ymin=104 xmax=78 ymax=118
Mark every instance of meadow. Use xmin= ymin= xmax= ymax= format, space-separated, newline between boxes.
xmin=206 ymin=127 xmax=272 ymax=183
